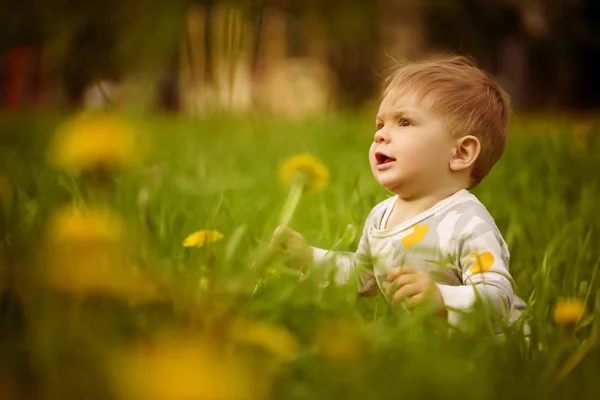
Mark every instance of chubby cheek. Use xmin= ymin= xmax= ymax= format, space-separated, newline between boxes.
xmin=368 ymin=143 xmax=378 ymax=172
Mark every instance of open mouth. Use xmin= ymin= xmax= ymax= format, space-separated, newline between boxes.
xmin=375 ymin=151 xmax=396 ymax=165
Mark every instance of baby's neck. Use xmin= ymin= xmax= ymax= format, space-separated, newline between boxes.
xmin=384 ymin=188 xmax=465 ymax=229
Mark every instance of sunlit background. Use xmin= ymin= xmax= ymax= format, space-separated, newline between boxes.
xmin=1 ymin=1 xmax=599 ymax=400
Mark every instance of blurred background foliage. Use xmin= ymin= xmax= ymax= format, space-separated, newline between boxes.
xmin=2 ymin=0 xmax=600 ymax=112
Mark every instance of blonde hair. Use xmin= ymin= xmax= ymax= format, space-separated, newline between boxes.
xmin=383 ymin=55 xmax=511 ymax=186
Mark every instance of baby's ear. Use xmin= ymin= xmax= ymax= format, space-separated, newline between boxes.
xmin=449 ymin=135 xmax=480 ymax=172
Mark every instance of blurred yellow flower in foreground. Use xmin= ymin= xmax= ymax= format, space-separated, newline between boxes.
xmin=279 ymin=153 xmax=329 ymax=193
xmin=231 ymin=318 xmax=300 ymax=359
xmin=112 ymin=333 xmax=261 ymax=400
xmin=183 ymin=230 xmax=224 ymax=247
xmin=45 ymin=205 xmax=166 ymax=305
xmin=554 ymin=298 xmax=586 ymax=326
xmin=49 ymin=112 xmax=144 ymax=174
xmin=45 ymin=254 xmax=167 ymax=305
xmin=49 ymin=205 xmax=124 ymax=243
xmin=312 ymin=317 xmax=367 ymax=360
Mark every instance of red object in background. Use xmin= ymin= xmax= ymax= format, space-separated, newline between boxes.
xmin=3 ymin=45 xmax=42 ymax=110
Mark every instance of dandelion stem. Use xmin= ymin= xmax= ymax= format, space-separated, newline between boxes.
xmin=278 ymin=181 xmax=303 ymax=228
xmin=555 ymin=316 xmax=599 ymax=383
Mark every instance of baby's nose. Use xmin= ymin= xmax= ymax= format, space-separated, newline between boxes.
xmin=374 ymin=129 xmax=388 ymax=143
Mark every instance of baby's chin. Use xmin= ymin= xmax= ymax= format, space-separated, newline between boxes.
xmin=373 ymin=174 xmax=400 ymax=192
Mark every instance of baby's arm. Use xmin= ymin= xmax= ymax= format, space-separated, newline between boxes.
xmin=436 ymin=219 xmax=515 ymax=327
xmin=311 ymin=222 xmax=377 ymax=296
xmin=273 ymin=201 xmax=390 ymax=296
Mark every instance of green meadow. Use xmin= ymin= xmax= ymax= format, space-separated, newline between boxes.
xmin=0 ymin=111 xmax=598 ymax=399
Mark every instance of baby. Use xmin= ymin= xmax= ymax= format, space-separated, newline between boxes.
xmin=272 ymin=56 xmax=525 ymax=329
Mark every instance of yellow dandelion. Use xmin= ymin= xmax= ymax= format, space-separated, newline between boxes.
xmin=111 ymin=333 xmax=262 ymax=400
xmin=230 ymin=319 xmax=300 ymax=359
xmin=183 ymin=230 xmax=224 ymax=248
xmin=49 ymin=205 xmax=124 ymax=243
xmin=279 ymin=153 xmax=329 ymax=193
xmin=45 ymin=206 xmax=167 ymax=304
xmin=49 ymin=112 xmax=145 ymax=174
xmin=554 ymin=298 xmax=586 ymax=326
xmin=45 ymin=254 xmax=167 ymax=305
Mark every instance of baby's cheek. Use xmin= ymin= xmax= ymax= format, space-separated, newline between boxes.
xmin=368 ymin=143 xmax=376 ymax=158
xmin=368 ymin=144 xmax=378 ymax=168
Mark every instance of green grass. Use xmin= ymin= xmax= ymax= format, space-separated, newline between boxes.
xmin=0 ymin=111 xmax=599 ymax=399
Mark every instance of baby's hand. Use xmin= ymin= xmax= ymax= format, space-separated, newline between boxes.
xmin=271 ymin=226 xmax=312 ymax=270
xmin=386 ymin=266 xmax=447 ymax=318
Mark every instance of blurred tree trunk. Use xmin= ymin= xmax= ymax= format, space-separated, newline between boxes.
xmin=378 ymin=0 xmax=427 ymax=64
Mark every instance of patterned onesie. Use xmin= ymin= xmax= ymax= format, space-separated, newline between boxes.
xmin=312 ymin=189 xmax=526 ymax=328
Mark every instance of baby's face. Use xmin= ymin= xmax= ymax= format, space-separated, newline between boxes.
xmin=369 ymin=90 xmax=456 ymax=196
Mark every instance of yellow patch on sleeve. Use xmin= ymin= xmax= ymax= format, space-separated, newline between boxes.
xmin=401 ymin=224 xmax=429 ymax=248
xmin=465 ymin=251 xmax=495 ymax=274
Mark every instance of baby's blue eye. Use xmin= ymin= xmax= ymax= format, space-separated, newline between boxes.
xmin=399 ymin=119 xmax=411 ymax=127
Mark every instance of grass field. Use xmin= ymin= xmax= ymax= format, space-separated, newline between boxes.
xmin=0 ymin=111 xmax=598 ymax=399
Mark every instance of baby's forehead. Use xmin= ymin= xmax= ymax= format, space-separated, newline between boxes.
xmin=378 ymin=86 xmax=440 ymax=115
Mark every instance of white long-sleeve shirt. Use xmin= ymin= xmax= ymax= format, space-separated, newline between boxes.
xmin=312 ymin=189 xmax=526 ymax=328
